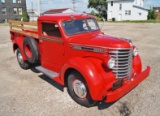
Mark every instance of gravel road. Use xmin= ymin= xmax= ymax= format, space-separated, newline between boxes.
xmin=0 ymin=23 xmax=160 ymax=116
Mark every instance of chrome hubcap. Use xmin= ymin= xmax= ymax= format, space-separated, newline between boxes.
xmin=18 ymin=52 xmax=23 ymax=64
xmin=73 ymin=80 xmax=87 ymax=99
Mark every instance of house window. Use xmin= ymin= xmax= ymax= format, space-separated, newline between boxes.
xmin=2 ymin=8 xmax=7 ymax=15
xmin=1 ymin=0 xmax=5 ymax=3
xmin=12 ymin=0 xmax=16 ymax=3
xmin=119 ymin=4 xmax=122 ymax=10
xmin=18 ymin=8 xmax=22 ymax=15
xmin=42 ymin=22 xmax=62 ymax=38
xmin=18 ymin=0 xmax=21 ymax=3
xmin=13 ymin=8 xmax=18 ymax=15
xmin=125 ymin=10 xmax=131 ymax=15
xmin=111 ymin=1 xmax=113 ymax=6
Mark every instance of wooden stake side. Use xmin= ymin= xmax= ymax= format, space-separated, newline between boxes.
xmin=10 ymin=29 xmax=38 ymax=39
xmin=8 ymin=20 xmax=37 ymax=26
xmin=11 ymin=25 xmax=38 ymax=32
xmin=9 ymin=20 xmax=38 ymax=38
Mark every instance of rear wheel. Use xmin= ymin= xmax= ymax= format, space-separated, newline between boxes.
xmin=16 ymin=48 xmax=30 ymax=70
xmin=67 ymin=71 xmax=97 ymax=107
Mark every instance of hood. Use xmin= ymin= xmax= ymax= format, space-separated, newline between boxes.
xmin=69 ymin=33 xmax=131 ymax=48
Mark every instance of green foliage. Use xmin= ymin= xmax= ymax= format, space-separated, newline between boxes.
xmin=108 ymin=20 xmax=160 ymax=23
xmin=147 ymin=9 xmax=157 ymax=20
xmin=95 ymin=16 xmax=102 ymax=21
xmin=90 ymin=10 xmax=95 ymax=16
xmin=20 ymin=10 xmax=30 ymax=22
xmin=0 ymin=23 xmax=9 ymax=26
xmin=88 ymin=0 xmax=107 ymax=19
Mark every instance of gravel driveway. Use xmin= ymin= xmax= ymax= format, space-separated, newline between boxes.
xmin=0 ymin=23 xmax=160 ymax=116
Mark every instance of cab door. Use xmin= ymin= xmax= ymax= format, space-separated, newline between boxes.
xmin=39 ymin=21 xmax=65 ymax=72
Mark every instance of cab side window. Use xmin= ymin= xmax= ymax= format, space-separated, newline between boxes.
xmin=42 ymin=22 xmax=62 ymax=38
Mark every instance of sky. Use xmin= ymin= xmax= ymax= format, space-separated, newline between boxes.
xmin=26 ymin=0 xmax=160 ymax=13
xmin=26 ymin=0 xmax=91 ymax=13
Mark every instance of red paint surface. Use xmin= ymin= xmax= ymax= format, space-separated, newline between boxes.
xmin=105 ymin=66 xmax=150 ymax=102
xmin=10 ymin=13 xmax=150 ymax=102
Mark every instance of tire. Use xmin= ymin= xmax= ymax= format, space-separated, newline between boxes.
xmin=67 ymin=71 xmax=97 ymax=107
xmin=16 ymin=48 xmax=30 ymax=70
xmin=23 ymin=37 xmax=39 ymax=64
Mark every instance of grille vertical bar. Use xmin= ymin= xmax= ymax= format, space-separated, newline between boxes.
xmin=109 ymin=48 xmax=132 ymax=78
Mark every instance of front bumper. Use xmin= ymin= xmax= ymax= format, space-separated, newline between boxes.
xmin=105 ymin=66 xmax=150 ymax=102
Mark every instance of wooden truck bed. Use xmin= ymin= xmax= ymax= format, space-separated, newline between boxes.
xmin=9 ymin=20 xmax=38 ymax=38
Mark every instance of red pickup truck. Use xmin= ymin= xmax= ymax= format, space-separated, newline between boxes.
xmin=9 ymin=13 xmax=150 ymax=107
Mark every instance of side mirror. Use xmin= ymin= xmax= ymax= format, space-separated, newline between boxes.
xmin=101 ymin=17 xmax=106 ymax=30
xmin=102 ymin=17 xmax=106 ymax=22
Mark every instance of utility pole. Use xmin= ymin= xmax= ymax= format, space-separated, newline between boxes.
xmin=38 ymin=0 xmax=41 ymax=16
xmin=31 ymin=2 xmax=34 ymax=21
xmin=72 ymin=0 xmax=76 ymax=11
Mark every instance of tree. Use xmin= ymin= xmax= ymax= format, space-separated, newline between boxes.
xmin=88 ymin=0 xmax=107 ymax=19
xmin=90 ymin=10 xmax=95 ymax=16
xmin=147 ymin=8 xmax=157 ymax=20
xmin=20 ymin=10 xmax=30 ymax=22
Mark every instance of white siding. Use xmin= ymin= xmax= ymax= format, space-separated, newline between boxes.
xmin=107 ymin=0 xmax=148 ymax=21
xmin=134 ymin=0 xmax=144 ymax=7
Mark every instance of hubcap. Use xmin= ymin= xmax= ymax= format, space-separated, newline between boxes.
xmin=18 ymin=52 xmax=23 ymax=64
xmin=73 ymin=80 xmax=87 ymax=99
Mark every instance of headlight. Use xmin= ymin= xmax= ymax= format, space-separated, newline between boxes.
xmin=133 ymin=47 xmax=138 ymax=56
xmin=108 ymin=58 xmax=115 ymax=69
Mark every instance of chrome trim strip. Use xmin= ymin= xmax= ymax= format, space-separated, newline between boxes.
xmin=69 ymin=43 xmax=108 ymax=49
xmin=70 ymin=43 xmax=107 ymax=54
xmin=39 ymin=36 xmax=63 ymax=43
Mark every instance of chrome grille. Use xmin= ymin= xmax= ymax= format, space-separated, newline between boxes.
xmin=109 ymin=48 xmax=132 ymax=78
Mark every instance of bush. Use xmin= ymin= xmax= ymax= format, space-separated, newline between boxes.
xmin=147 ymin=9 xmax=157 ymax=20
xmin=20 ymin=10 xmax=30 ymax=22
xmin=95 ymin=16 xmax=102 ymax=21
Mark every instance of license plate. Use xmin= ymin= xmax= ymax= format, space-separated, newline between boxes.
xmin=112 ymin=79 xmax=123 ymax=90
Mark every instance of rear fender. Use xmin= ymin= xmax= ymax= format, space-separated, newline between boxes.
xmin=61 ymin=57 xmax=105 ymax=100
xmin=13 ymin=36 xmax=27 ymax=60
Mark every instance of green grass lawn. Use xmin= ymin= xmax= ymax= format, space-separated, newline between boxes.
xmin=107 ymin=20 xmax=160 ymax=23
xmin=0 ymin=23 xmax=9 ymax=26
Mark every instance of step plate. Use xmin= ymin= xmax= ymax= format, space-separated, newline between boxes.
xmin=35 ymin=66 xmax=59 ymax=79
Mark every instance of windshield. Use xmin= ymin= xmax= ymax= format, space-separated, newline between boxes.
xmin=62 ymin=18 xmax=99 ymax=35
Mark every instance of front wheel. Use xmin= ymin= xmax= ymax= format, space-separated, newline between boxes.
xmin=67 ymin=71 xmax=97 ymax=107
xmin=16 ymin=48 xmax=30 ymax=70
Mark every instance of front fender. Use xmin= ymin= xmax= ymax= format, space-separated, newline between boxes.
xmin=61 ymin=57 xmax=105 ymax=100
xmin=132 ymin=54 xmax=142 ymax=74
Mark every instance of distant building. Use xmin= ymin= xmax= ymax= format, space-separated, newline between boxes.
xmin=27 ymin=9 xmax=39 ymax=21
xmin=42 ymin=8 xmax=74 ymax=15
xmin=0 ymin=0 xmax=27 ymax=23
xmin=153 ymin=7 xmax=160 ymax=20
xmin=107 ymin=0 xmax=148 ymax=21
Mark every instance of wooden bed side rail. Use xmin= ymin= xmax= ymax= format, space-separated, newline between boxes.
xmin=8 ymin=20 xmax=38 ymax=38
xmin=8 ymin=20 xmax=37 ymax=26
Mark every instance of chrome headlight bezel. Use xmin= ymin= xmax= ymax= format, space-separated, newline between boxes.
xmin=133 ymin=47 xmax=138 ymax=56
xmin=108 ymin=58 xmax=116 ymax=69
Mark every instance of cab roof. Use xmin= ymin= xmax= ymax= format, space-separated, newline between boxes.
xmin=38 ymin=13 xmax=95 ymax=22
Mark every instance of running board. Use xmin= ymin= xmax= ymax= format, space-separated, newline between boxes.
xmin=35 ymin=66 xmax=59 ymax=79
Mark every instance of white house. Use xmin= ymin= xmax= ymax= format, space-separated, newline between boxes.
xmin=107 ymin=0 xmax=148 ymax=21
xmin=27 ymin=9 xmax=39 ymax=21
